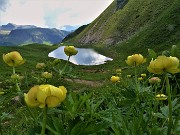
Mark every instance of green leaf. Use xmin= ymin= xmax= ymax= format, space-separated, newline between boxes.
xmin=153 ymin=112 xmax=167 ymax=119
xmin=52 ymin=116 xmax=65 ymax=135
xmin=170 ymin=45 xmax=178 ymax=57
xmin=148 ymin=49 xmax=157 ymax=60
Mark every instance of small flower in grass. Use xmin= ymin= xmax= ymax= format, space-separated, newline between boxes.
xmin=147 ymin=56 xmax=180 ymax=74
xmin=41 ymin=72 xmax=52 ymax=79
xmin=24 ymin=84 xmax=67 ymax=108
xmin=110 ymin=76 xmax=120 ymax=83
xmin=138 ymin=77 xmax=143 ymax=81
xmin=155 ymin=94 xmax=167 ymax=100
xmin=125 ymin=54 xmax=146 ymax=66
xmin=116 ymin=69 xmax=122 ymax=75
xmin=64 ymin=46 xmax=78 ymax=56
xmin=36 ymin=63 xmax=46 ymax=69
xmin=141 ymin=73 xmax=146 ymax=77
xmin=149 ymin=77 xmax=161 ymax=84
xmin=3 ymin=51 xmax=25 ymax=67
xmin=11 ymin=73 xmax=23 ymax=81
xmin=127 ymin=75 xmax=132 ymax=78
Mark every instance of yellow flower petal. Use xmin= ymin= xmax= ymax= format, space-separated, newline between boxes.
xmin=46 ymin=96 xmax=60 ymax=108
xmin=59 ymin=86 xmax=67 ymax=102
xmin=24 ymin=86 xmax=40 ymax=107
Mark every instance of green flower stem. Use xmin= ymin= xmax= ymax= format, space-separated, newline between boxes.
xmin=12 ymin=67 xmax=21 ymax=92
xmin=0 ymin=117 xmax=2 ymax=135
xmin=40 ymin=106 xmax=47 ymax=135
xmin=134 ymin=66 xmax=139 ymax=94
xmin=165 ymin=73 xmax=173 ymax=135
xmin=12 ymin=66 xmax=15 ymax=74
xmin=59 ymin=56 xmax=70 ymax=78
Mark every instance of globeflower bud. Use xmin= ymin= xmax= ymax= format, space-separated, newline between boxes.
xmin=141 ymin=74 xmax=147 ymax=77
xmin=155 ymin=94 xmax=167 ymax=100
xmin=149 ymin=77 xmax=161 ymax=84
xmin=36 ymin=63 xmax=46 ymax=69
xmin=0 ymin=91 xmax=5 ymax=95
xmin=138 ymin=77 xmax=143 ymax=81
xmin=116 ymin=69 xmax=122 ymax=74
xmin=3 ymin=51 xmax=25 ymax=67
xmin=125 ymin=54 xmax=146 ymax=66
xmin=110 ymin=76 xmax=120 ymax=83
xmin=41 ymin=72 xmax=52 ymax=79
xmin=64 ymin=46 xmax=78 ymax=56
xmin=127 ymin=75 xmax=132 ymax=78
xmin=11 ymin=73 xmax=23 ymax=81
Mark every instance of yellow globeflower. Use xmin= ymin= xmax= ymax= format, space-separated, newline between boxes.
xmin=155 ymin=94 xmax=167 ymax=101
xmin=125 ymin=54 xmax=146 ymax=66
xmin=147 ymin=56 xmax=180 ymax=74
xmin=24 ymin=86 xmax=40 ymax=107
xmin=3 ymin=51 xmax=25 ymax=67
xmin=110 ymin=76 xmax=120 ymax=83
xmin=41 ymin=72 xmax=52 ymax=79
xmin=37 ymin=84 xmax=67 ymax=108
xmin=64 ymin=46 xmax=78 ymax=56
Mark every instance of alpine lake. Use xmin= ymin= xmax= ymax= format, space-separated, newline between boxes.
xmin=48 ymin=46 xmax=113 ymax=65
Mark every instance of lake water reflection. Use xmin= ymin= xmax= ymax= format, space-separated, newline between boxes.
xmin=48 ymin=46 xmax=113 ymax=65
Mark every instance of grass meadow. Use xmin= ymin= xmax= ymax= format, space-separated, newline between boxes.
xmin=0 ymin=43 xmax=180 ymax=135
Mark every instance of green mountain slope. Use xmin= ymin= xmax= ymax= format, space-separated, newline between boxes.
xmin=65 ymin=0 xmax=180 ymax=50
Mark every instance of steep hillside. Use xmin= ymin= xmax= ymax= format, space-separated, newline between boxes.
xmin=65 ymin=0 xmax=180 ymax=50
xmin=0 ymin=28 xmax=69 ymax=46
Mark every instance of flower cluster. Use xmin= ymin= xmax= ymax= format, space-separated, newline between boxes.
xmin=24 ymin=84 xmax=67 ymax=108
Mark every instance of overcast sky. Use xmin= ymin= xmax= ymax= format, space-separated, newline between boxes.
xmin=0 ymin=0 xmax=113 ymax=28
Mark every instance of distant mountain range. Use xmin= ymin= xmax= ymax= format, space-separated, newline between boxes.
xmin=0 ymin=23 xmax=37 ymax=31
xmin=0 ymin=23 xmax=78 ymax=46
xmin=59 ymin=25 xmax=80 ymax=32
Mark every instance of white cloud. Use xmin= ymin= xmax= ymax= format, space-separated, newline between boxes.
xmin=0 ymin=0 xmax=113 ymax=28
